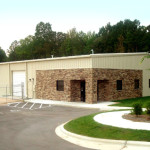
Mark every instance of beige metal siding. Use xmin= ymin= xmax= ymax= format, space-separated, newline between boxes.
xmin=0 ymin=57 xmax=91 ymax=98
xmin=92 ymin=54 xmax=149 ymax=70
xmin=0 ymin=64 xmax=10 ymax=97
xmin=27 ymin=57 xmax=91 ymax=98
xmin=142 ymin=58 xmax=150 ymax=96
xmin=0 ymin=64 xmax=9 ymax=86
xmin=0 ymin=53 xmax=150 ymax=99
xmin=92 ymin=54 xmax=150 ymax=97
xmin=10 ymin=63 xmax=26 ymax=71
xmin=143 ymin=70 xmax=150 ymax=97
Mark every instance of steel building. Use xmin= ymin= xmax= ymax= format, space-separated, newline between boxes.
xmin=0 ymin=52 xmax=150 ymax=103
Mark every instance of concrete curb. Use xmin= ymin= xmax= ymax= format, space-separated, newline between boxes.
xmin=55 ymin=123 xmax=150 ymax=150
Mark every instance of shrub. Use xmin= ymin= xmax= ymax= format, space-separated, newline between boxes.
xmin=132 ymin=102 xmax=143 ymax=116
xmin=145 ymin=102 xmax=150 ymax=115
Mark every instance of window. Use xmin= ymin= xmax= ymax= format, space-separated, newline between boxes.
xmin=134 ymin=79 xmax=139 ymax=89
xmin=56 ymin=80 xmax=64 ymax=91
xmin=149 ymin=79 xmax=150 ymax=88
xmin=117 ymin=80 xmax=122 ymax=90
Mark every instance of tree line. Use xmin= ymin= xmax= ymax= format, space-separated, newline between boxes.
xmin=0 ymin=19 xmax=150 ymax=62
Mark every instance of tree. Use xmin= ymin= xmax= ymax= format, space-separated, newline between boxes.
xmin=59 ymin=28 xmax=87 ymax=56
xmin=35 ymin=22 xmax=52 ymax=41
xmin=7 ymin=40 xmax=19 ymax=61
xmin=6 ymin=19 xmax=150 ymax=62
xmin=55 ymin=32 xmax=66 ymax=56
xmin=116 ymin=35 xmax=125 ymax=53
xmin=0 ymin=47 xmax=7 ymax=62
xmin=96 ymin=19 xmax=149 ymax=53
xmin=34 ymin=22 xmax=56 ymax=58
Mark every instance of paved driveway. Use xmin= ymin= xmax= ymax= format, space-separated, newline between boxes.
xmin=0 ymin=103 xmax=99 ymax=150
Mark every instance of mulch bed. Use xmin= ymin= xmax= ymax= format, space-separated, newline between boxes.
xmin=123 ymin=113 xmax=150 ymax=123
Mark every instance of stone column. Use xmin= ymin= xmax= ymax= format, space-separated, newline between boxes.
xmin=86 ymin=78 xmax=97 ymax=104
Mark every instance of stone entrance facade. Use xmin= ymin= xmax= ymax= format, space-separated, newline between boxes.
xmin=36 ymin=68 xmax=142 ymax=103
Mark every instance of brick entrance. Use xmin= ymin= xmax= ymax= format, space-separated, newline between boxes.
xmin=70 ymin=80 xmax=81 ymax=102
xmin=70 ymin=80 xmax=85 ymax=102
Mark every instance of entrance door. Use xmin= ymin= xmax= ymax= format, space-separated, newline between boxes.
xmin=81 ymin=81 xmax=85 ymax=102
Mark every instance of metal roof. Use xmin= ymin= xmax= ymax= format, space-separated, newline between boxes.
xmin=0 ymin=52 xmax=147 ymax=65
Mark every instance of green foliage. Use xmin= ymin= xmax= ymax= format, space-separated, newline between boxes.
xmin=64 ymin=111 xmax=150 ymax=141
xmin=141 ymin=54 xmax=150 ymax=64
xmin=35 ymin=22 xmax=52 ymax=41
xmin=132 ymin=102 xmax=143 ymax=116
xmin=0 ymin=47 xmax=7 ymax=62
xmin=145 ymin=102 xmax=150 ymax=115
xmin=6 ymin=19 xmax=150 ymax=61
xmin=111 ymin=96 xmax=150 ymax=107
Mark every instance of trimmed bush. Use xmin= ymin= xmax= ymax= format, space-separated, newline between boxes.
xmin=132 ymin=102 xmax=142 ymax=116
xmin=145 ymin=102 xmax=150 ymax=115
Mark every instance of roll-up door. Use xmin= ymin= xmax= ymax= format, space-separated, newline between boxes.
xmin=13 ymin=71 xmax=26 ymax=97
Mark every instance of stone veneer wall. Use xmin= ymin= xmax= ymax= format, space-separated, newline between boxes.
xmin=36 ymin=69 xmax=94 ymax=103
xmin=97 ymin=80 xmax=109 ymax=101
xmin=36 ymin=68 xmax=142 ymax=103
xmin=93 ymin=69 xmax=142 ymax=101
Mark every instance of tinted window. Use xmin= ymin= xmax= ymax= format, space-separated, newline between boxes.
xmin=57 ymin=80 xmax=64 ymax=91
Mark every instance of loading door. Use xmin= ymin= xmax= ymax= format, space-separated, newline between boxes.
xmin=13 ymin=71 xmax=26 ymax=97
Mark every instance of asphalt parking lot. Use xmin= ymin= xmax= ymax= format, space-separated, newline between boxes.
xmin=0 ymin=102 xmax=99 ymax=150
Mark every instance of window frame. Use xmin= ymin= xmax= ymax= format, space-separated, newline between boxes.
xmin=117 ymin=80 xmax=122 ymax=91
xmin=56 ymin=80 xmax=64 ymax=91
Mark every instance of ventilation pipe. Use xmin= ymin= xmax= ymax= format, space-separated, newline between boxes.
xmin=91 ymin=49 xmax=94 ymax=54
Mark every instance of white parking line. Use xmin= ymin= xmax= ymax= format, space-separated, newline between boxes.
xmin=8 ymin=102 xmax=51 ymax=110
xmin=29 ymin=103 xmax=35 ymax=109
xmin=21 ymin=102 xmax=28 ymax=108
xmin=34 ymin=105 xmax=51 ymax=109
xmin=39 ymin=103 xmax=42 ymax=108
xmin=40 ymin=104 xmax=51 ymax=109
xmin=13 ymin=102 xmax=21 ymax=107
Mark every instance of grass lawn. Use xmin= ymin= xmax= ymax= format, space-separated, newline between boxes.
xmin=64 ymin=111 xmax=150 ymax=142
xmin=110 ymin=96 xmax=150 ymax=107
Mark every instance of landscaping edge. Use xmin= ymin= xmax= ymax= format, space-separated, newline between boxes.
xmin=55 ymin=122 xmax=150 ymax=150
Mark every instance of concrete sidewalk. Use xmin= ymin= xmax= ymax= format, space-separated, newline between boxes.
xmin=26 ymin=99 xmax=131 ymax=110
xmin=94 ymin=111 xmax=150 ymax=131
xmin=55 ymin=123 xmax=150 ymax=150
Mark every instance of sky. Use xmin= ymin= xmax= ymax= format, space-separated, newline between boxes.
xmin=0 ymin=0 xmax=150 ymax=52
